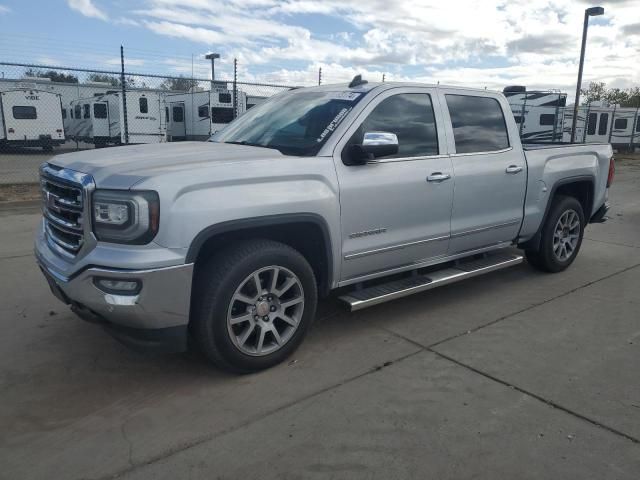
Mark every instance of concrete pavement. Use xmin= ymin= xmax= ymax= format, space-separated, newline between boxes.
xmin=0 ymin=160 xmax=638 ymax=480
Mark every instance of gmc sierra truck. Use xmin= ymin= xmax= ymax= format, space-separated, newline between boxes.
xmin=35 ymin=76 xmax=615 ymax=372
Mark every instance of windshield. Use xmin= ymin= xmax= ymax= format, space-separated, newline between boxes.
xmin=210 ymin=90 xmax=365 ymax=156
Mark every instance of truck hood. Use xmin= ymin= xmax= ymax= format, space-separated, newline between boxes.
xmin=49 ymin=142 xmax=286 ymax=189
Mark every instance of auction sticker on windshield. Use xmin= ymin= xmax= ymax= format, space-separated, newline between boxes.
xmin=317 ymin=107 xmax=351 ymax=143
xmin=326 ymin=92 xmax=362 ymax=101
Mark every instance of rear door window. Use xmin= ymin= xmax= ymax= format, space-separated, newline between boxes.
xmin=587 ymin=113 xmax=597 ymax=135
xmin=218 ymin=92 xmax=231 ymax=103
xmin=12 ymin=106 xmax=37 ymax=119
xmin=598 ymin=113 xmax=609 ymax=135
xmin=139 ymin=97 xmax=148 ymax=114
xmin=93 ymin=103 xmax=107 ymax=119
xmin=75 ymin=105 xmax=81 ymax=119
xmin=198 ymin=105 xmax=210 ymax=118
xmin=445 ymin=94 xmax=509 ymax=153
xmin=172 ymin=106 xmax=184 ymax=122
xmin=83 ymin=104 xmax=90 ymax=119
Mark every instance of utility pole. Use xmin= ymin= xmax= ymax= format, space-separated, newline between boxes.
xmin=205 ymin=52 xmax=220 ymax=89
xmin=120 ymin=45 xmax=129 ymax=144
xmin=233 ymin=58 xmax=238 ymax=119
xmin=318 ymin=67 xmax=322 ymax=86
xmin=571 ymin=6 xmax=604 ymax=142
xmin=382 ymin=73 xmax=386 ymax=82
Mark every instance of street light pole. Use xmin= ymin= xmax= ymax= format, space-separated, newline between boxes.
xmin=571 ymin=6 xmax=604 ymax=142
xmin=205 ymin=53 xmax=220 ymax=89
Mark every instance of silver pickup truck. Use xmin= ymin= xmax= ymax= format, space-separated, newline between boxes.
xmin=35 ymin=77 xmax=615 ymax=372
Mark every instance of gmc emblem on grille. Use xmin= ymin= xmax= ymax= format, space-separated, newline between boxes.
xmin=46 ymin=192 xmax=60 ymax=213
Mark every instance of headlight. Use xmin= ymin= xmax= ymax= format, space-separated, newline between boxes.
xmin=92 ymin=190 xmax=159 ymax=244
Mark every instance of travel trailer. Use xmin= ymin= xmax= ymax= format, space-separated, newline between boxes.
xmin=165 ymin=90 xmax=213 ymax=141
xmin=562 ymin=102 xmax=640 ymax=151
xmin=503 ymin=86 xmax=567 ymax=143
xmin=0 ymin=89 xmax=65 ymax=150
xmin=68 ymin=90 xmax=166 ymax=147
xmin=166 ymin=85 xmax=250 ymax=141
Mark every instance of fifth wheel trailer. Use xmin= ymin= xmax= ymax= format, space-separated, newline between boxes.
xmin=0 ymin=89 xmax=65 ymax=150
xmin=503 ymin=86 xmax=567 ymax=143
xmin=562 ymin=102 xmax=640 ymax=151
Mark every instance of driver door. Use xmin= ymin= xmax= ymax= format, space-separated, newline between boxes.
xmin=333 ymin=88 xmax=454 ymax=283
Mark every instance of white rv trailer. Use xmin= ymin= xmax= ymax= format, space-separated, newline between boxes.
xmin=166 ymin=85 xmax=247 ymax=141
xmin=211 ymin=88 xmax=244 ymax=134
xmin=562 ymin=102 xmax=640 ymax=151
xmin=68 ymin=90 xmax=166 ymax=147
xmin=165 ymin=90 xmax=212 ymax=141
xmin=503 ymin=86 xmax=567 ymax=143
xmin=0 ymin=89 xmax=65 ymax=150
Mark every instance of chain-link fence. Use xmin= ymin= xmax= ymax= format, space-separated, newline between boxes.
xmin=0 ymin=60 xmax=295 ymax=185
xmin=2 ymin=59 xmax=639 ymax=187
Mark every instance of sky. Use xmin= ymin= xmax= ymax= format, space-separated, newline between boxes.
xmin=0 ymin=0 xmax=638 ymax=99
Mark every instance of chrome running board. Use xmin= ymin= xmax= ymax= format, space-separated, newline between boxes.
xmin=339 ymin=251 xmax=523 ymax=311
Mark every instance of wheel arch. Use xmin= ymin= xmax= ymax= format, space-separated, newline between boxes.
xmin=519 ymin=175 xmax=594 ymax=252
xmin=186 ymin=213 xmax=334 ymax=297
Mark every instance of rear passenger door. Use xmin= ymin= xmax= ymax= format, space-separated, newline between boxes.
xmin=439 ymin=91 xmax=526 ymax=254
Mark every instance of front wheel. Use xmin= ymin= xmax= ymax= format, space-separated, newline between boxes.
xmin=192 ymin=239 xmax=318 ymax=373
xmin=525 ymin=195 xmax=585 ymax=273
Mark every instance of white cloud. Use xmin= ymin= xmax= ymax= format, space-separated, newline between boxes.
xmin=0 ymin=5 xmax=10 ymax=14
xmin=67 ymin=0 xmax=108 ymax=21
xmin=124 ymin=0 xmax=639 ymax=95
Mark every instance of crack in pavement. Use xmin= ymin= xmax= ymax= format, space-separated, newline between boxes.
xmin=0 ymin=253 xmax=34 ymax=261
xmin=429 ymin=349 xmax=640 ymax=445
xmin=426 ymin=261 xmax=640 ymax=350
xmin=377 ymin=262 xmax=640 ymax=446
xmin=583 ymin=237 xmax=640 ymax=250
xmin=95 ymin=349 xmax=424 ymax=480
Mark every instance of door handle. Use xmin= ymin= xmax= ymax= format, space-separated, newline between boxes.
xmin=505 ymin=165 xmax=523 ymax=174
xmin=427 ymin=172 xmax=451 ymax=183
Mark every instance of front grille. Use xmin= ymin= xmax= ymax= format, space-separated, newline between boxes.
xmin=40 ymin=166 xmax=90 ymax=258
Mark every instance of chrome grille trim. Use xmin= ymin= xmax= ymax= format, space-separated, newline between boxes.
xmin=40 ymin=163 xmax=95 ymax=259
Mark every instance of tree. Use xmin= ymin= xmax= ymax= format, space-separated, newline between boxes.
xmin=581 ymin=82 xmax=640 ymax=108
xmin=24 ymin=68 xmax=78 ymax=83
xmin=86 ymin=73 xmax=138 ymax=88
xmin=87 ymin=73 xmax=120 ymax=86
xmin=160 ymin=75 xmax=199 ymax=91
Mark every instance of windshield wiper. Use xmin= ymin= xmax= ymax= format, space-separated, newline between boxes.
xmin=224 ymin=140 xmax=283 ymax=153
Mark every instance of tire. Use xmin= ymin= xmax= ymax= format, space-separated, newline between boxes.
xmin=525 ymin=195 xmax=585 ymax=273
xmin=42 ymin=145 xmax=53 ymax=152
xmin=192 ymin=239 xmax=318 ymax=373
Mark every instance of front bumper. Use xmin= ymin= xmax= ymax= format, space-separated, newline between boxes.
xmin=36 ymin=249 xmax=194 ymax=353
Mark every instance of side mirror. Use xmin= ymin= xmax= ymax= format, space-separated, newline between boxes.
xmin=348 ymin=131 xmax=399 ymax=165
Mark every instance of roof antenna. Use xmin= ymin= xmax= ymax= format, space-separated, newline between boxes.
xmin=349 ymin=74 xmax=368 ymax=88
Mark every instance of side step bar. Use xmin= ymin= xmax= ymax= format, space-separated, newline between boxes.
xmin=339 ymin=251 xmax=523 ymax=311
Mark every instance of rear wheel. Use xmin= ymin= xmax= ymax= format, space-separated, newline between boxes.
xmin=192 ymin=239 xmax=318 ymax=373
xmin=525 ymin=195 xmax=585 ymax=273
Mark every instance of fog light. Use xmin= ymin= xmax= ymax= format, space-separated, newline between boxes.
xmin=94 ymin=278 xmax=141 ymax=295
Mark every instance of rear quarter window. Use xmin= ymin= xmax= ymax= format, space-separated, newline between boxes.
xmin=445 ymin=95 xmax=509 ymax=153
